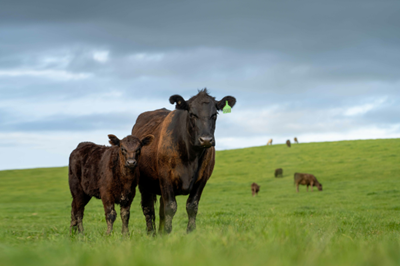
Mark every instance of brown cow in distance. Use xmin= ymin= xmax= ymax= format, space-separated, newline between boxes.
xmin=294 ymin=173 xmax=323 ymax=192
xmin=68 ymin=134 xmax=154 ymax=235
xmin=132 ymin=89 xmax=236 ymax=234
xmin=267 ymin=139 xmax=273 ymax=145
xmin=286 ymin=140 xmax=291 ymax=147
xmin=294 ymin=137 xmax=299 ymax=144
xmin=251 ymin=183 xmax=260 ymax=196
xmin=275 ymin=168 xmax=283 ymax=177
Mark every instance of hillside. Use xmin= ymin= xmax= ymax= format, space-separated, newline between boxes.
xmin=0 ymin=139 xmax=399 ymax=266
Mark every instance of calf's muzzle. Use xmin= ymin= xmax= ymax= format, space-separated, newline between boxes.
xmin=126 ymin=159 xmax=137 ymax=168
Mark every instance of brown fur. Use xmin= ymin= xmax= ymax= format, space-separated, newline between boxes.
xmin=294 ymin=173 xmax=323 ymax=192
xmin=286 ymin=140 xmax=291 ymax=147
xmin=294 ymin=137 xmax=299 ymax=144
xmin=132 ymin=89 xmax=236 ymax=234
xmin=68 ymin=134 xmax=153 ymax=235
xmin=267 ymin=139 xmax=273 ymax=145
xmin=275 ymin=168 xmax=283 ymax=178
xmin=251 ymin=183 xmax=260 ymax=196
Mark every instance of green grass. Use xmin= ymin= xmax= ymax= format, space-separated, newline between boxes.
xmin=1 ymin=139 xmax=400 ymax=266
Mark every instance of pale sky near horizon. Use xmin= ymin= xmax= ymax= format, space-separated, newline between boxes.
xmin=1 ymin=0 xmax=399 ymax=170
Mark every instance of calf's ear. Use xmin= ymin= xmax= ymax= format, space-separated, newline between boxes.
xmin=141 ymin=134 xmax=154 ymax=147
xmin=169 ymin=94 xmax=189 ymax=111
xmin=216 ymin=96 xmax=236 ymax=110
xmin=108 ymin=134 xmax=120 ymax=146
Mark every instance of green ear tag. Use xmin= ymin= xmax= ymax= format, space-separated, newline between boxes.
xmin=223 ymin=100 xmax=231 ymax=114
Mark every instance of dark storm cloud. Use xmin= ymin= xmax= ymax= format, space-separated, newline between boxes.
xmin=1 ymin=0 xmax=399 ymax=57
xmin=1 ymin=0 xmax=399 ymax=105
xmin=2 ymin=112 xmax=137 ymax=132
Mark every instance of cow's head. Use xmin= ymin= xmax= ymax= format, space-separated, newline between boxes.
xmin=169 ymin=89 xmax=236 ymax=148
xmin=108 ymin=134 xmax=154 ymax=168
xmin=316 ymin=182 xmax=323 ymax=191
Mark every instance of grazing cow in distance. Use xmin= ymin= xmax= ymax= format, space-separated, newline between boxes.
xmin=251 ymin=183 xmax=260 ymax=196
xmin=131 ymin=89 xmax=236 ymax=234
xmin=294 ymin=137 xmax=299 ymax=144
xmin=69 ymin=134 xmax=154 ymax=235
xmin=286 ymin=140 xmax=291 ymax=147
xmin=294 ymin=173 xmax=323 ymax=192
xmin=275 ymin=168 xmax=283 ymax=178
xmin=267 ymin=139 xmax=273 ymax=145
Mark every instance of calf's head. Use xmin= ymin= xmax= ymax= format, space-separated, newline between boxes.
xmin=108 ymin=134 xmax=154 ymax=168
xmin=169 ymin=89 xmax=236 ymax=148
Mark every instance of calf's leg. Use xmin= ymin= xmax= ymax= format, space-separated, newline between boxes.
xmin=70 ymin=194 xmax=91 ymax=234
xmin=120 ymin=197 xmax=135 ymax=235
xmin=102 ymin=197 xmax=117 ymax=235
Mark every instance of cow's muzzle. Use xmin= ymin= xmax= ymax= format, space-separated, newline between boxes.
xmin=199 ymin=136 xmax=214 ymax=148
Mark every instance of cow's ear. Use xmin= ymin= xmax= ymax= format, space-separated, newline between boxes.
xmin=216 ymin=96 xmax=236 ymax=110
xmin=141 ymin=134 xmax=154 ymax=147
xmin=108 ymin=134 xmax=120 ymax=146
xmin=169 ymin=94 xmax=189 ymax=111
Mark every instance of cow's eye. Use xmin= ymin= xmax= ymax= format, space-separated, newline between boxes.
xmin=121 ymin=148 xmax=127 ymax=153
xmin=136 ymin=149 xmax=140 ymax=155
xmin=189 ymin=113 xmax=197 ymax=119
xmin=211 ymin=114 xmax=217 ymax=120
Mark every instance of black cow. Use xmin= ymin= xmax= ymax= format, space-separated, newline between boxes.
xmin=132 ymin=89 xmax=236 ymax=234
xmin=275 ymin=168 xmax=283 ymax=178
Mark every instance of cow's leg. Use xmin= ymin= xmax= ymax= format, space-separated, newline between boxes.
xmin=159 ymin=184 xmax=177 ymax=234
xmin=186 ymin=181 xmax=206 ymax=233
xmin=140 ymin=190 xmax=156 ymax=235
xmin=102 ymin=197 xmax=117 ymax=235
xmin=307 ymin=185 xmax=309 ymax=192
xmin=296 ymin=183 xmax=300 ymax=193
xmin=159 ymin=196 xmax=165 ymax=233
xmin=70 ymin=193 xmax=91 ymax=234
xmin=310 ymin=182 xmax=314 ymax=192
xmin=120 ymin=195 xmax=135 ymax=236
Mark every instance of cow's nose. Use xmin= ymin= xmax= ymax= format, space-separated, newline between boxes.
xmin=126 ymin=159 xmax=137 ymax=167
xmin=199 ymin=136 xmax=214 ymax=147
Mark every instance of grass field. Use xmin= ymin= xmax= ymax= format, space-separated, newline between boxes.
xmin=1 ymin=139 xmax=400 ymax=266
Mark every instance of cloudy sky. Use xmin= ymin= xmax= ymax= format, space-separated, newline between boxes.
xmin=1 ymin=0 xmax=399 ymax=170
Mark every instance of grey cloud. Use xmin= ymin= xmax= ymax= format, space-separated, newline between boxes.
xmin=1 ymin=0 xmax=399 ymax=55
xmin=214 ymin=96 xmax=400 ymax=140
xmin=2 ymin=112 xmax=139 ymax=132
xmin=0 ymin=0 xmax=399 ymax=105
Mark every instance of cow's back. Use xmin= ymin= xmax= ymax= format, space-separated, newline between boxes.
xmin=132 ymin=108 xmax=171 ymax=193
xmin=294 ymin=173 xmax=315 ymax=185
xmin=69 ymin=142 xmax=110 ymax=198
xmin=294 ymin=173 xmax=303 ymax=183
xmin=132 ymin=108 xmax=170 ymax=139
